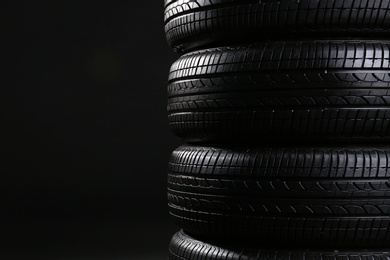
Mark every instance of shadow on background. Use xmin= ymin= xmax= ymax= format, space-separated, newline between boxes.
xmin=1 ymin=1 xmax=180 ymax=258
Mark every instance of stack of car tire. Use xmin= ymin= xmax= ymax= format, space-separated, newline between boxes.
xmin=164 ymin=0 xmax=390 ymax=259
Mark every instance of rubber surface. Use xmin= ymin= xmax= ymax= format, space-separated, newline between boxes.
xmin=168 ymin=40 xmax=390 ymax=143
xmin=165 ymin=0 xmax=390 ymax=52
xmin=169 ymin=230 xmax=390 ymax=260
xmin=168 ymin=145 xmax=390 ymax=247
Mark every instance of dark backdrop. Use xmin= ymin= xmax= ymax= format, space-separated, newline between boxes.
xmin=2 ymin=2 xmax=181 ymax=258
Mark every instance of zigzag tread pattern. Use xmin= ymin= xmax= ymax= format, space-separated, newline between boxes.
xmin=168 ymin=111 xmax=390 ymax=141
xmin=168 ymin=173 xmax=390 ymax=197
xmin=168 ymin=190 xmax=390 ymax=215
xmin=167 ymin=93 xmax=390 ymax=110
xmin=169 ymin=204 xmax=390 ymax=246
xmin=168 ymin=73 xmax=390 ymax=96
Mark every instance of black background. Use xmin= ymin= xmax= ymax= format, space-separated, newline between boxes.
xmin=2 ymin=2 xmax=181 ymax=258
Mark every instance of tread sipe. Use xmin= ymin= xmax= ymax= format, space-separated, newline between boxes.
xmin=168 ymin=145 xmax=390 ymax=247
xmin=165 ymin=0 xmax=390 ymax=52
xmin=169 ymin=230 xmax=390 ymax=260
xmin=168 ymin=40 xmax=390 ymax=143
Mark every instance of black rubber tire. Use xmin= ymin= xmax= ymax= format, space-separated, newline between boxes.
xmin=169 ymin=230 xmax=390 ymax=260
xmin=165 ymin=0 xmax=390 ymax=52
xmin=168 ymin=145 xmax=390 ymax=247
xmin=168 ymin=40 xmax=390 ymax=143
